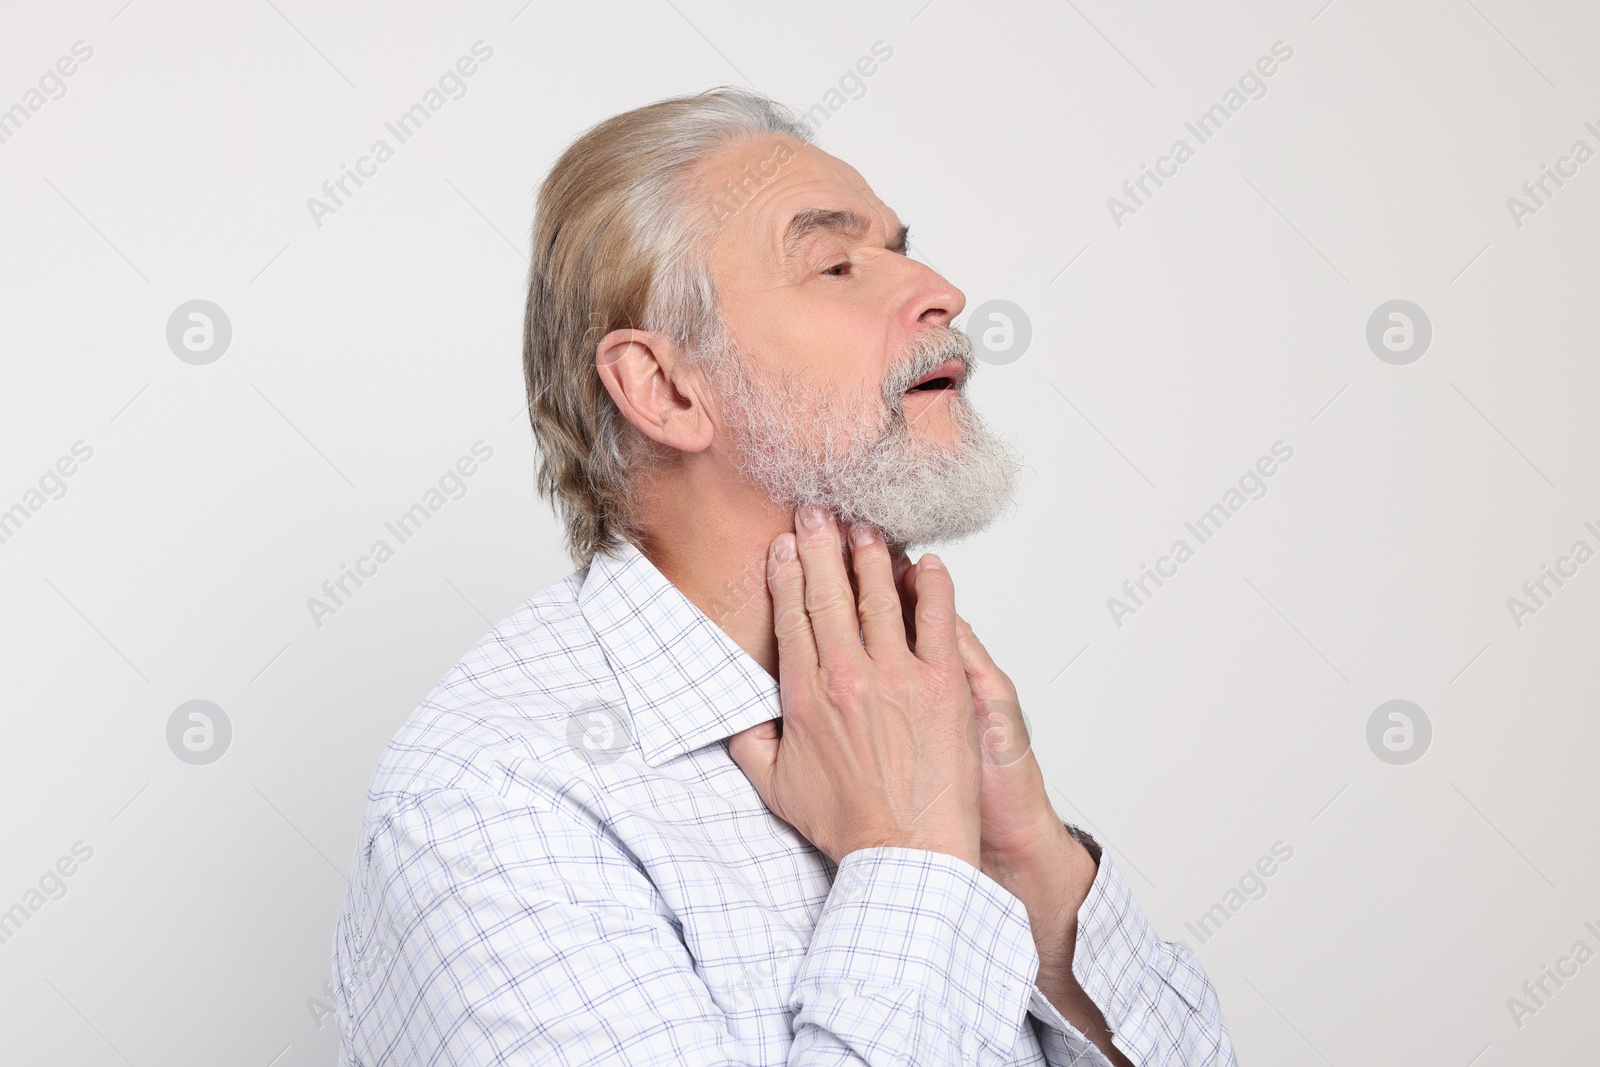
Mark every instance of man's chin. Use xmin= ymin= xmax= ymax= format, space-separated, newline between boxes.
xmin=840 ymin=490 xmax=1011 ymax=553
xmin=888 ymin=512 xmax=1006 ymax=553
xmin=730 ymin=375 xmax=1020 ymax=554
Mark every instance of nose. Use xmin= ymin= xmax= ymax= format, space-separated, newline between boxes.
xmin=902 ymin=258 xmax=965 ymax=330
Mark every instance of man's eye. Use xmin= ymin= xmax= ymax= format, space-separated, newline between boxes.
xmin=822 ymin=261 xmax=850 ymax=276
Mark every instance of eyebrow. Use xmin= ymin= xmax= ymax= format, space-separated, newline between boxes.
xmin=781 ymin=208 xmax=910 ymax=263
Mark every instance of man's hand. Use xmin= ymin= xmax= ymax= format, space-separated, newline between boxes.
xmin=959 ymin=611 xmax=1062 ymax=864
xmin=728 ymin=506 xmax=983 ymax=868
xmin=898 ymin=558 xmax=1133 ymax=1066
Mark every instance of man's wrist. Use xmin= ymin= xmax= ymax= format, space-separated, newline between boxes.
xmin=983 ymin=817 xmax=1125 ymax=1060
xmin=981 ymin=818 xmax=1097 ymax=943
xmin=1064 ymin=822 xmax=1103 ymax=864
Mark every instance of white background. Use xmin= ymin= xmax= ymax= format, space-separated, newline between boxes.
xmin=1 ymin=0 xmax=1596 ymax=1063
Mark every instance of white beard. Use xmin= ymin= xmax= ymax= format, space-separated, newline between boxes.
xmin=695 ymin=321 xmax=1022 ymax=550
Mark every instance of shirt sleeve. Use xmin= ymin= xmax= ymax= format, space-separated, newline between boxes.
xmin=794 ymin=846 xmax=1046 ymax=1065
xmin=332 ymin=788 xmax=1045 ymax=1066
xmin=1026 ymin=827 xmax=1239 ymax=1067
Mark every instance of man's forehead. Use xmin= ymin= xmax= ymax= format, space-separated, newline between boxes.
xmin=779 ymin=206 xmax=875 ymax=261
xmin=704 ymin=138 xmax=900 ymax=256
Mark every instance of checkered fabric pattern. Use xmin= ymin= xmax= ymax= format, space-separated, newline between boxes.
xmin=332 ymin=539 xmax=1237 ymax=1065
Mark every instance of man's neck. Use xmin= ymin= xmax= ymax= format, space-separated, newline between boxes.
xmin=628 ymin=464 xmax=787 ymax=679
xmin=626 ymin=460 xmax=911 ymax=680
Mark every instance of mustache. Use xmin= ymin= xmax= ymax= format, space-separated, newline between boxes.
xmin=881 ymin=326 xmax=977 ymax=404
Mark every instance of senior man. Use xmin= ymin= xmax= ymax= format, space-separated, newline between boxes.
xmin=333 ymin=88 xmax=1236 ymax=1065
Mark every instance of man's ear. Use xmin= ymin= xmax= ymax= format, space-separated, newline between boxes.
xmin=594 ymin=328 xmax=715 ymax=454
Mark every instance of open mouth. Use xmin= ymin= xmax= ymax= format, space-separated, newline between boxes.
xmin=902 ymin=360 xmax=966 ymax=395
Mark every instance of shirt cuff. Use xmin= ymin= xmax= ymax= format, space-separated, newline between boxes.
xmin=796 ymin=847 xmax=1041 ymax=1062
xmin=1027 ymin=827 xmax=1217 ymax=1066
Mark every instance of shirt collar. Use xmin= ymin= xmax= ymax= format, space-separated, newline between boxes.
xmin=577 ymin=539 xmax=781 ymax=767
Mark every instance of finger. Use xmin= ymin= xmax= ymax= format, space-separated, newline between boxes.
xmin=727 ymin=719 xmax=780 ymax=804
xmin=909 ymin=553 xmax=959 ymax=667
xmin=953 ymin=614 xmax=1029 ymax=762
xmin=955 ymin=615 xmax=1000 ymax=679
xmin=898 ymin=560 xmax=920 ymax=648
xmin=767 ymin=532 xmax=817 ymax=673
xmin=793 ymin=506 xmax=865 ymax=665
xmin=955 ymin=616 xmax=1005 ymax=706
xmin=956 ymin=614 xmax=1019 ymax=698
xmin=847 ymin=523 xmax=907 ymax=657
xmin=890 ymin=546 xmax=912 ymax=584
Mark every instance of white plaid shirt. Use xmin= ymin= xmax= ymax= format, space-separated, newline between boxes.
xmin=332 ymin=538 xmax=1237 ymax=1065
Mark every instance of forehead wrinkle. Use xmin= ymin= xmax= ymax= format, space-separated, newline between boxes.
xmin=779 ymin=207 xmax=872 ymax=266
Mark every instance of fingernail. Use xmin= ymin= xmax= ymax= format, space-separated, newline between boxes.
xmin=849 ymin=524 xmax=876 ymax=548
xmin=799 ymin=505 xmax=828 ymax=530
xmin=919 ymin=552 xmax=943 ymax=570
xmin=771 ymin=534 xmax=796 ymax=562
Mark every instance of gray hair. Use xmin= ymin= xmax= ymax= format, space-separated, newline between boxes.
xmin=522 ymin=87 xmax=815 ymax=569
